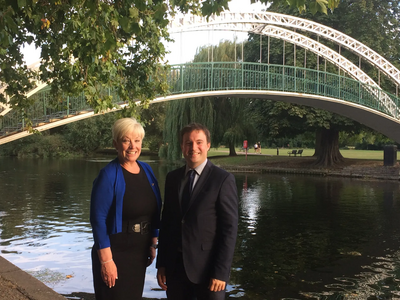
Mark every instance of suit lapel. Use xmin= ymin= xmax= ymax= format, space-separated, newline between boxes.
xmin=175 ymin=166 xmax=186 ymax=209
xmin=186 ymin=160 xmax=213 ymax=211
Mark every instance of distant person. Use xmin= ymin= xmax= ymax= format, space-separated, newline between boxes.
xmin=257 ymin=142 xmax=261 ymax=154
xmin=90 ymin=118 xmax=162 ymax=300
xmin=156 ymin=123 xmax=239 ymax=300
xmin=254 ymin=143 xmax=258 ymax=153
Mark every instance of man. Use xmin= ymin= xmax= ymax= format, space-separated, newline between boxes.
xmin=156 ymin=123 xmax=239 ymax=300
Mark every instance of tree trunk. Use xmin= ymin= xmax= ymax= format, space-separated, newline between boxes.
xmin=314 ymin=128 xmax=344 ymax=167
xmin=313 ymin=131 xmax=321 ymax=157
xmin=228 ymin=142 xmax=237 ymax=156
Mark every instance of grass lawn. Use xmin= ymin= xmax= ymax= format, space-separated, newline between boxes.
xmin=208 ymin=148 xmax=385 ymax=161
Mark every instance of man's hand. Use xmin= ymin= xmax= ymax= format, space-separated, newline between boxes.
xmin=147 ymin=247 xmax=156 ymax=266
xmin=208 ymin=278 xmax=226 ymax=292
xmin=157 ymin=267 xmax=167 ymax=291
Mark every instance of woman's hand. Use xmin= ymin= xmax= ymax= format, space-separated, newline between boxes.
xmin=97 ymin=247 xmax=118 ymax=288
xmin=101 ymin=259 xmax=118 ymax=288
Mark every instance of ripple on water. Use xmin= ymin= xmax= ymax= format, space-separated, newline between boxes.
xmin=299 ymin=251 xmax=400 ymax=299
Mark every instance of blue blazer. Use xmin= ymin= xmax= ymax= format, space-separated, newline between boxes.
xmin=90 ymin=158 xmax=162 ymax=250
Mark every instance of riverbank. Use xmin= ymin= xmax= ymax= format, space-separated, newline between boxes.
xmin=209 ymin=154 xmax=400 ymax=181
xmin=0 ymin=255 xmax=160 ymax=300
xmin=0 ymin=256 xmax=66 ymax=300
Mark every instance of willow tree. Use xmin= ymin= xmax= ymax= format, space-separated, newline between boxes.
xmin=163 ymin=98 xmax=214 ymax=160
xmin=163 ymin=40 xmax=256 ymax=160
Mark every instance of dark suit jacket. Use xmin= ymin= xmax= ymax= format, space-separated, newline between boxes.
xmin=157 ymin=160 xmax=239 ymax=284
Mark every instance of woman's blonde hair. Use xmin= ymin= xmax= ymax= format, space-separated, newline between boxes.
xmin=112 ymin=118 xmax=145 ymax=142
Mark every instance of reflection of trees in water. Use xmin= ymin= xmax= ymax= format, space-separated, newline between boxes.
xmin=0 ymin=157 xmax=171 ymax=245
xmin=0 ymin=158 xmax=98 ymax=242
xmin=230 ymin=174 xmax=400 ymax=299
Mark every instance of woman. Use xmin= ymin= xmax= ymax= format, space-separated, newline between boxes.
xmin=90 ymin=118 xmax=162 ymax=300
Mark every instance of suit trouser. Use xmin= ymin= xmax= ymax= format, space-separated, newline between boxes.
xmin=166 ymin=252 xmax=226 ymax=300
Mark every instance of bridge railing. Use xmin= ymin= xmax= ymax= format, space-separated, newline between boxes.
xmin=1 ymin=62 xmax=400 ymax=139
xmin=168 ymin=62 xmax=399 ymax=117
xmin=0 ymin=85 xmax=129 ymax=138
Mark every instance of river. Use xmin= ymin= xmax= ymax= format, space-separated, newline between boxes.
xmin=1 ymin=156 xmax=400 ymax=299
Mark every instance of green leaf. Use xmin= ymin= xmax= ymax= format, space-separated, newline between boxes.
xmin=309 ymin=2 xmax=319 ymax=15
xmin=316 ymin=0 xmax=329 ymax=6
xmin=111 ymin=19 xmax=119 ymax=28
xmin=17 ymin=0 xmax=26 ymax=8
xmin=131 ymin=23 xmax=141 ymax=35
xmin=120 ymin=16 xmax=129 ymax=32
xmin=4 ymin=15 xmax=18 ymax=33
xmin=316 ymin=0 xmax=328 ymax=14
xmin=328 ymin=0 xmax=340 ymax=11
xmin=129 ymin=7 xmax=139 ymax=19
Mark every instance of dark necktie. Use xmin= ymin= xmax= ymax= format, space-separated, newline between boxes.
xmin=181 ymin=169 xmax=196 ymax=213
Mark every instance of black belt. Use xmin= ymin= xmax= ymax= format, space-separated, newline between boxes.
xmin=122 ymin=220 xmax=151 ymax=234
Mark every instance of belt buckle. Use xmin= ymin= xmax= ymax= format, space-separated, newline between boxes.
xmin=141 ymin=221 xmax=150 ymax=235
xmin=132 ymin=224 xmax=141 ymax=233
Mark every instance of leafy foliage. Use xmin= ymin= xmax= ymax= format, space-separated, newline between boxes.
xmin=63 ymin=112 xmax=119 ymax=154
xmin=255 ymin=0 xmax=340 ymax=14
xmin=0 ymin=0 xmax=232 ymax=121
xmin=137 ymin=102 xmax=166 ymax=152
xmin=0 ymin=131 xmax=73 ymax=157
xmin=245 ymin=0 xmax=400 ymax=165
xmin=0 ymin=0 xmax=338 ymax=117
xmin=163 ymin=40 xmax=257 ymax=160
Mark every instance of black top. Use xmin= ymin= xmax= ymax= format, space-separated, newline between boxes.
xmin=121 ymin=165 xmax=157 ymax=223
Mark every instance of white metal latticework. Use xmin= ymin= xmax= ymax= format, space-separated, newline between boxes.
xmin=255 ymin=25 xmax=400 ymax=119
xmin=168 ymin=11 xmax=400 ymax=87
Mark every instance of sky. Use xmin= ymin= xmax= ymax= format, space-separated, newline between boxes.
xmin=165 ymin=0 xmax=269 ymax=64
xmin=21 ymin=0 xmax=268 ymax=65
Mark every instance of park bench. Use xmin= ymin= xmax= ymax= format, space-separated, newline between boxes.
xmin=287 ymin=149 xmax=303 ymax=157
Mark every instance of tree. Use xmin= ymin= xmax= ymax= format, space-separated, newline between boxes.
xmin=244 ymin=0 xmax=400 ymax=166
xmin=163 ymin=97 xmax=211 ymax=160
xmin=0 ymin=0 xmax=234 ymax=120
xmin=0 ymin=0 xmax=339 ymax=121
xmin=138 ymin=102 xmax=166 ymax=153
xmin=248 ymin=99 xmax=363 ymax=166
xmin=162 ymin=40 xmax=257 ymax=160
xmin=267 ymin=0 xmax=400 ymax=93
xmin=256 ymin=0 xmax=340 ymax=14
xmin=63 ymin=112 xmax=118 ymax=154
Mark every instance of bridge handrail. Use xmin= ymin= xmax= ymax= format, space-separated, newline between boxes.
xmin=1 ymin=62 xmax=399 ymax=140
xmin=166 ymin=62 xmax=399 ymax=117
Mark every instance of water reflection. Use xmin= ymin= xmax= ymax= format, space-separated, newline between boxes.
xmin=1 ymin=158 xmax=400 ymax=299
xmin=231 ymin=174 xmax=400 ymax=299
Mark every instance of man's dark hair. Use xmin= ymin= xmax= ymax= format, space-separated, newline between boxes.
xmin=179 ymin=123 xmax=211 ymax=144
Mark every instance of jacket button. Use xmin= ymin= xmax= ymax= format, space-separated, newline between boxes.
xmin=182 ymin=220 xmax=185 ymax=224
